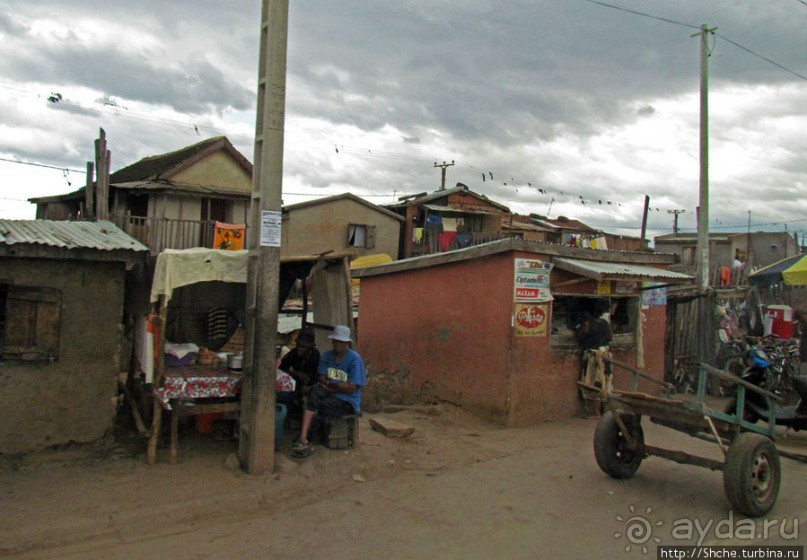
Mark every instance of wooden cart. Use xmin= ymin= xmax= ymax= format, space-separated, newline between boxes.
xmin=581 ymin=359 xmax=789 ymax=517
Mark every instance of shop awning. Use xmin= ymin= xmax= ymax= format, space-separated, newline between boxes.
xmin=552 ymin=257 xmax=693 ymax=284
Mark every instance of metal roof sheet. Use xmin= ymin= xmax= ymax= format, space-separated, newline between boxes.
xmin=423 ymin=204 xmax=494 ymax=215
xmin=0 ymin=220 xmax=148 ymax=252
xmin=552 ymin=257 xmax=693 ymax=283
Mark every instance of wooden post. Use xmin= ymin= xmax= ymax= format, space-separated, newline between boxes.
xmin=94 ymin=129 xmax=110 ymax=221
xmin=640 ymin=194 xmax=649 ymax=248
xmin=343 ymin=256 xmax=355 ymax=338
xmin=146 ymin=297 xmax=168 ymax=464
xmin=84 ymin=161 xmax=94 ymax=220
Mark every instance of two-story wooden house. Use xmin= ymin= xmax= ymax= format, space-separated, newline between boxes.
xmin=30 ymin=136 xmax=252 ymax=254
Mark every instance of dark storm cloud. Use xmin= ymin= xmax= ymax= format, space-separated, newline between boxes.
xmin=287 ymin=0 xmax=805 ymax=146
xmin=0 ymin=0 xmax=805 ymax=232
xmin=1 ymin=43 xmax=253 ymax=114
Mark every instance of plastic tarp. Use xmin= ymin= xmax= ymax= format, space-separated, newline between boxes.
xmin=748 ymin=253 xmax=807 ymax=286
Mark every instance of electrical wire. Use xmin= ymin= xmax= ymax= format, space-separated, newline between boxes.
xmin=579 ymin=0 xmax=699 ymax=30
xmin=0 ymin=157 xmax=86 ymax=174
xmin=581 ymin=0 xmax=806 ymax=80
xmin=715 ymin=33 xmax=807 ymax=81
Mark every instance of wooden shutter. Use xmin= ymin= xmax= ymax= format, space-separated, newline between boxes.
xmin=366 ymin=225 xmax=376 ymax=249
xmin=3 ymin=286 xmax=62 ymax=361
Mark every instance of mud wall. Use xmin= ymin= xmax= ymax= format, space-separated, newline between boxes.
xmin=0 ymin=257 xmax=126 ymax=454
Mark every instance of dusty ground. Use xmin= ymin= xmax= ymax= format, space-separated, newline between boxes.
xmin=1 ymin=404 xmax=806 ymax=559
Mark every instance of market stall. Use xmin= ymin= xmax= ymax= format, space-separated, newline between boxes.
xmin=144 ymin=247 xmax=354 ymax=464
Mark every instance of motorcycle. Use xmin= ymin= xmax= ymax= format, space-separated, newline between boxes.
xmin=725 ymin=346 xmax=807 ymax=431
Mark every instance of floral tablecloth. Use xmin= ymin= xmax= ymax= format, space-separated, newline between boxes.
xmin=154 ymin=366 xmax=242 ymax=410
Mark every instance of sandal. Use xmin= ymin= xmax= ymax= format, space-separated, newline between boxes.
xmin=290 ymin=439 xmax=309 ymax=452
xmin=291 ymin=442 xmax=315 ymax=458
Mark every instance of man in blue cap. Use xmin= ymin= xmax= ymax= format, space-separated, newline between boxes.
xmin=291 ymin=324 xmax=365 ymax=458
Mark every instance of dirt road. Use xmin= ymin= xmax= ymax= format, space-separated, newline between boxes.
xmin=2 ymin=405 xmax=805 ymax=559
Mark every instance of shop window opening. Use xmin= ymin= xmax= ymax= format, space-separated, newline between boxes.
xmin=551 ymin=295 xmax=637 ymax=347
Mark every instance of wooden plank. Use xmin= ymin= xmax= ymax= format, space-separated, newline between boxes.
xmin=698 ymin=362 xmax=784 ymax=402
xmin=606 ymin=357 xmax=675 ymax=390
xmin=174 ymin=401 xmax=241 ymax=416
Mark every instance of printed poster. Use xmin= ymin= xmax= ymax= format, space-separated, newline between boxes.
xmin=260 ymin=210 xmax=282 ymax=247
xmin=641 ymin=283 xmax=668 ymax=307
xmin=515 ymin=303 xmax=549 ymax=337
xmin=514 ymin=258 xmax=553 ymax=303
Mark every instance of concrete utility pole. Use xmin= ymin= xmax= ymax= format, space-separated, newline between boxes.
xmin=434 ymin=160 xmax=454 ymax=190
xmin=694 ymin=24 xmax=715 ymax=294
xmin=239 ymin=0 xmax=289 ymax=474
xmin=668 ymin=209 xmax=685 ymax=233
xmin=694 ymin=24 xmax=716 ymax=369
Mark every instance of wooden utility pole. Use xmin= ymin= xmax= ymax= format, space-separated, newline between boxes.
xmin=84 ymin=161 xmax=94 ymax=220
xmin=239 ymin=0 xmax=289 ymax=474
xmin=434 ymin=160 xmax=454 ymax=190
xmin=640 ymin=195 xmax=650 ymax=246
xmin=94 ymin=129 xmax=110 ymax=220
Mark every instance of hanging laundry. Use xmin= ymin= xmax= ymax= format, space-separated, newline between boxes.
xmin=438 ymin=232 xmax=457 ymax=252
xmin=427 ymin=214 xmax=443 ymax=226
xmin=456 ymin=232 xmax=473 ymax=248
xmin=213 ymin=221 xmax=246 ymax=251
xmin=442 ymin=217 xmax=458 ymax=232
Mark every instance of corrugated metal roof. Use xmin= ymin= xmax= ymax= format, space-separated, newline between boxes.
xmin=552 ymin=257 xmax=693 ymax=283
xmin=0 ymin=220 xmax=148 ymax=252
xmin=423 ymin=204 xmax=493 ymax=215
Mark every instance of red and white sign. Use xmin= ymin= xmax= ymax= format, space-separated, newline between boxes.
xmin=514 ymin=258 xmax=553 ymax=303
xmin=515 ymin=304 xmax=548 ymax=337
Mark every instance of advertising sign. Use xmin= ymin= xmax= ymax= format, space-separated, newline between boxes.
xmin=515 ymin=303 xmax=549 ymax=337
xmin=514 ymin=258 xmax=553 ymax=303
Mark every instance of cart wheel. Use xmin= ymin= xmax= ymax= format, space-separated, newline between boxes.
xmin=723 ymin=433 xmax=780 ymax=517
xmin=593 ymin=411 xmax=644 ymax=479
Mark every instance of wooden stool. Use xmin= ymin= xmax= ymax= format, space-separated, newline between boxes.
xmin=322 ymin=413 xmax=361 ymax=450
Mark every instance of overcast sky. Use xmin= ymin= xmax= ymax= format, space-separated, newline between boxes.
xmin=1 ymin=0 xmax=805 ymax=241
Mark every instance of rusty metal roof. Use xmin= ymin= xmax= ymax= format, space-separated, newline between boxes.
xmin=0 ymin=220 xmax=148 ymax=252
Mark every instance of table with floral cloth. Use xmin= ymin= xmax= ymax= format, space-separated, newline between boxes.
xmin=153 ymin=365 xmax=242 ymax=410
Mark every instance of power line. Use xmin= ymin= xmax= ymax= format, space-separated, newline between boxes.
xmin=0 ymin=157 xmax=86 ymax=174
xmin=580 ymin=0 xmax=698 ymax=30
xmin=581 ymin=0 xmax=806 ymax=80
xmin=715 ymin=33 xmax=807 ymax=81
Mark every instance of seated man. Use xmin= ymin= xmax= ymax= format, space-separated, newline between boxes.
xmin=291 ymin=324 xmax=365 ymax=458
xmin=277 ymin=327 xmax=320 ymax=411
